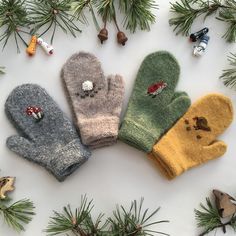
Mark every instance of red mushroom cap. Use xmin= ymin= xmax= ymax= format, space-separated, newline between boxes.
xmin=33 ymin=107 xmax=41 ymax=113
xmin=26 ymin=106 xmax=34 ymax=115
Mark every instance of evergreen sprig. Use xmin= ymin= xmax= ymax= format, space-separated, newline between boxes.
xmin=119 ymin=0 xmax=158 ymax=33
xmin=45 ymin=196 xmax=169 ymax=236
xmin=70 ymin=0 xmax=100 ymax=30
xmin=28 ymin=0 xmax=82 ymax=44
xmin=0 ymin=198 xmax=35 ymax=232
xmin=220 ymin=52 xmax=236 ymax=88
xmin=109 ymin=198 xmax=169 ymax=235
xmin=195 ymin=197 xmax=236 ymax=236
xmin=0 ymin=0 xmax=30 ymax=52
xmin=46 ymin=195 xmax=108 ymax=236
xmin=169 ymin=0 xmax=236 ymax=43
xmin=94 ymin=0 xmax=115 ymax=23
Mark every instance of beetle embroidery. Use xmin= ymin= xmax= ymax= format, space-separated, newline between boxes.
xmin=147 ymin=81 xmax=167 ymax=98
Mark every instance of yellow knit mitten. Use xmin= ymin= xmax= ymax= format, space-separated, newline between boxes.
xmin=148 ymin=93 xmax=234 ymax=180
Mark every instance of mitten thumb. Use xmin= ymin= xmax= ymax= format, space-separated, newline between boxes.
xmin=107 ymin=74 xmax=125 ymax=102
xmin=7 ymin=136 xmax=38 ymax=162
xmin=201 ymin=140 xmax=227 ymax=162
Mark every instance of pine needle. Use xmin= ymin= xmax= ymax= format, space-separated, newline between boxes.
xmin=108 ymin=198 xmax=169 ymax=236
xmin=119 ymin=0 xmax=158 ymax=33
xmin=220 ymin=52 xmax=236 ymax=88
xmin=169 ymin=0 xmax=236 ymax=42
xmin=0 ymin=198 xmax=35 ymax=232
xmin=0 ymin=0 xmax=30 ymax=52
xmin=28 ymin=0 xmax=82 ymax=44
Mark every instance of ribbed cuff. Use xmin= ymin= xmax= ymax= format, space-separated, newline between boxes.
xmin=118 ymin=119 xmax=157 ymax=153
xmin=49 ymin=139 xmax=91 ymax=181
xmin=149 ymin=140 xmax=186 ymax=180
xmin=78 ymin=116 xmax=119 ymax=148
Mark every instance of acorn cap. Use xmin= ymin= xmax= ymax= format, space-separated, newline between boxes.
xmin=98 ymin=28 xmax=108 ymax=44
xmin=117 ymin=31 xmax=128 ymax=46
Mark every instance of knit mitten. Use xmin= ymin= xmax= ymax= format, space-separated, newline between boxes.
xmin=6 ymin=84 xmax=91 ymax=182
xmin=148 ymin=94 xmax=234 ymax=180
xmin=118 ymin=51 xmax=191 ymax=153
xmin=61 ymin=52 xmax=125 ymax=149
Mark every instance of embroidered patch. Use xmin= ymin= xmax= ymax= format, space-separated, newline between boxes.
xmin=26 ymin=106 xmax=44 ymax=122
xmin=76 ymin=80 xmax=101 ymax=99
xmin=193 ymin=117 xmax=211 ymax=131
xmin=147 ymin=81 xmax=167 ymax=97
xmin=184 ymin=117 xmax=210 ymax=140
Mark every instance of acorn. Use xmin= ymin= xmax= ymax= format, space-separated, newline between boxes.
xmin=117 ymin=31 xmax=128 ymax=46
xmin=98 ymin=28 xmax=108 ymax=44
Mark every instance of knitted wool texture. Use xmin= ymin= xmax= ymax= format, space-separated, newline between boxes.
xmin=6 ymin=84 xmax=91 ymax=182
xmin=118 ymin=51 xmax=191 ymax=153
xmin=148 ymin=93 xmax=234 ymax=180
xmin=61 ymin=52 xmax=125 ymax=149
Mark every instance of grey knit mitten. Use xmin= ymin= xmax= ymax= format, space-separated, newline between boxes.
xmin=61 ymin=52 xmax=125 ymax=149
xmin=6 ymin=84 xmax=91 ymax=182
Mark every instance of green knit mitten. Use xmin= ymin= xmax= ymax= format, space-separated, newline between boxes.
xmin=118 ymin=51 xmax=191 ymax=153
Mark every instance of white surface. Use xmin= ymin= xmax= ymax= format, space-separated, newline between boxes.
xmin=1 ymin=1 xmax=236 ymax=235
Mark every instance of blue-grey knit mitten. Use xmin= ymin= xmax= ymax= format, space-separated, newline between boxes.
xmin=6 ymin=84 xmax=91 ymax=181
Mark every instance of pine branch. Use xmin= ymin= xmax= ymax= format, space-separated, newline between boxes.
xmin=93 ymin=0 xmax=115 ymax=23
xmin=169 ymin=0 xmax=236 ymax=42
xmin=0 ymin=0 xmax=30 ymax=52
xmin=216 ymin=1 xmax=236 ymax=43
xmin=220 ymin=52 xmax=236 ymax=88
xmin=119 ymin=0 xmax=158 ymax=33
xmin=71 ymin=0 xmax=91 ymax=24
xmin=0 ymin=198 xmax=35 ymax=232
xmin=108 ymin=198 xmax=169 ymax=236
xmin=70 ymin=0 xmax=100 ymax=30
xmin=28 ymin=0 xmax=82 ymax=44
xmin=46 ymin=196 xmax=169 ymax=236
xmin=45 ymin=195 xmax=107 ymax=236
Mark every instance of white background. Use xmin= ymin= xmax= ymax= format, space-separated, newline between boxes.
xmin=1 ymin=1 xmax=236 ymax=235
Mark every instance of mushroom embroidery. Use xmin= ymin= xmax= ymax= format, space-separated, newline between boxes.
xmin=26 ymin=106 xmax=44 ymax=122
xmin=147 ymin=81 xmax=167 ymax=98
